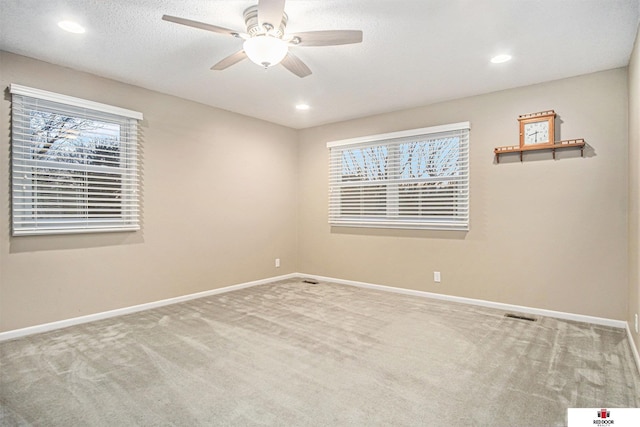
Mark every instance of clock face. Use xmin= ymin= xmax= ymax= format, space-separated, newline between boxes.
xmin=523 ymin=121 xmax=550 ymax=145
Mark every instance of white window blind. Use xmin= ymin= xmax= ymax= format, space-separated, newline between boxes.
xmin=10 ymin=84 xmax=143 ymax=236
xmin=327 ymin=122 xmax=470 ymax=231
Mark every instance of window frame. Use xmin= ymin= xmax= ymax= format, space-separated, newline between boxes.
xmin=327 ymin=122 xmax=470 ymax=231
xmin=9 ymin=84 xmax=143 ymax=236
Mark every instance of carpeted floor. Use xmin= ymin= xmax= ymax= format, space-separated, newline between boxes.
xmin=1 ymin=278 xmax=639 ymax=426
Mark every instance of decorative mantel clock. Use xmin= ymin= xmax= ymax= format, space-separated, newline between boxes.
xmin=493 ymin=109 xmax=586 ymax=163
xmin=518 ymin=110 xmax=555 ymax=148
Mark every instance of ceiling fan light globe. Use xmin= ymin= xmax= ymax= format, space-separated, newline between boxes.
xmin=243 ymin=35 xmax=288 ymax=68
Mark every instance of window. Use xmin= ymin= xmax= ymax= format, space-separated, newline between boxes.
xmin=328 ymin=122 xmax=470 ymax=230
xmin=10 ymin=84 xmax=142 ymax=235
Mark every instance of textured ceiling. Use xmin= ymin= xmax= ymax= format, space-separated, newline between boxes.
xmin=1 ymin=0 xmax=639 ymax=129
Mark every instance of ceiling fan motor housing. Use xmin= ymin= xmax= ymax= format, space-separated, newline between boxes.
xmin=243 ymin=5 xmax=288 ymax=37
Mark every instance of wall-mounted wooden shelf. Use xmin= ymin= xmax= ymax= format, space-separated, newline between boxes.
xmin=494 ymin=139 xmax=585 ymax=163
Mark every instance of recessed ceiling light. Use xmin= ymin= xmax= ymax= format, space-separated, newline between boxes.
xmin=296 ymin=104 xmax=310 ymax=111
xmin=58 ymin=21 xmax=85 ymax=34
xmin=490 ymin=54 xmax=512 ymax=64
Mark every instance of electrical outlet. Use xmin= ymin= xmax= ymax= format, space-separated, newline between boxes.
xmin=275 ymin=258 xmax=280 ymax=268
xmin=434 ymin=271 xmax=441 ymax=283
xmin=635 ymin=313 xmax=638 ymax=334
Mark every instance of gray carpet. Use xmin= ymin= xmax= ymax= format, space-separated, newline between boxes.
xmin=1 ymin=278 xmax=639 ymax=426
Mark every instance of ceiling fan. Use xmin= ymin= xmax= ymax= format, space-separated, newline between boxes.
xmin=162 ymin=0 xmax=363 ymax=78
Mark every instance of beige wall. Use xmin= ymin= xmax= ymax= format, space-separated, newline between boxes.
xmin=629 ymin=24 xmax=640 ymax=356
xmin=0 ymin=52 xmax=299 ymax=332
xmin=298 ymin=69 xmax=629 ymax=320
xmin=0 ymin=49 xmax=634 ymax=333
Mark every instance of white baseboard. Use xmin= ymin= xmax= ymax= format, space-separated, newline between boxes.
xmin=0 ymin=272 xmax=629 ymax=342
xmin=2 ymin=271 xmax=638 ymax=384
xmin=626 ymin=323 xmax=640 ymax=375
xmin=303 ymin=273 xmax=640 ymax=376
xmin=301 ymin=273 xmax=628 ymax=329
xmin=0 ymin=273 xmax=298 ymax=342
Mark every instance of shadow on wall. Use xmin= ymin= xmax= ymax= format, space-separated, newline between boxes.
xmin=330 ymin=226 xmax=468 ymax=240
xmin=9 ymin=231 xmax=144 ymax=253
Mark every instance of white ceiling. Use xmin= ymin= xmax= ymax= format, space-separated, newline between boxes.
xmin=1 ymin=0 xmax=639 ymax=129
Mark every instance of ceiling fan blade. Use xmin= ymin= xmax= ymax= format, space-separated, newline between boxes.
xmin=162 ymin=15 xmax=243 ymax=37
xmin=258 ymin=0 xmax=286 ymax=29
xmin=288 ymin=30 xmax=363 ymax=47
xmin=281 ymin=52 xmax=312 ymax=78
xmin=211 ymin=50 xmax=248 ymax=70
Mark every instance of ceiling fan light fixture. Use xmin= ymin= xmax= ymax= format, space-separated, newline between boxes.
xmin=243 ymin=35 xmax=288 ymax=68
